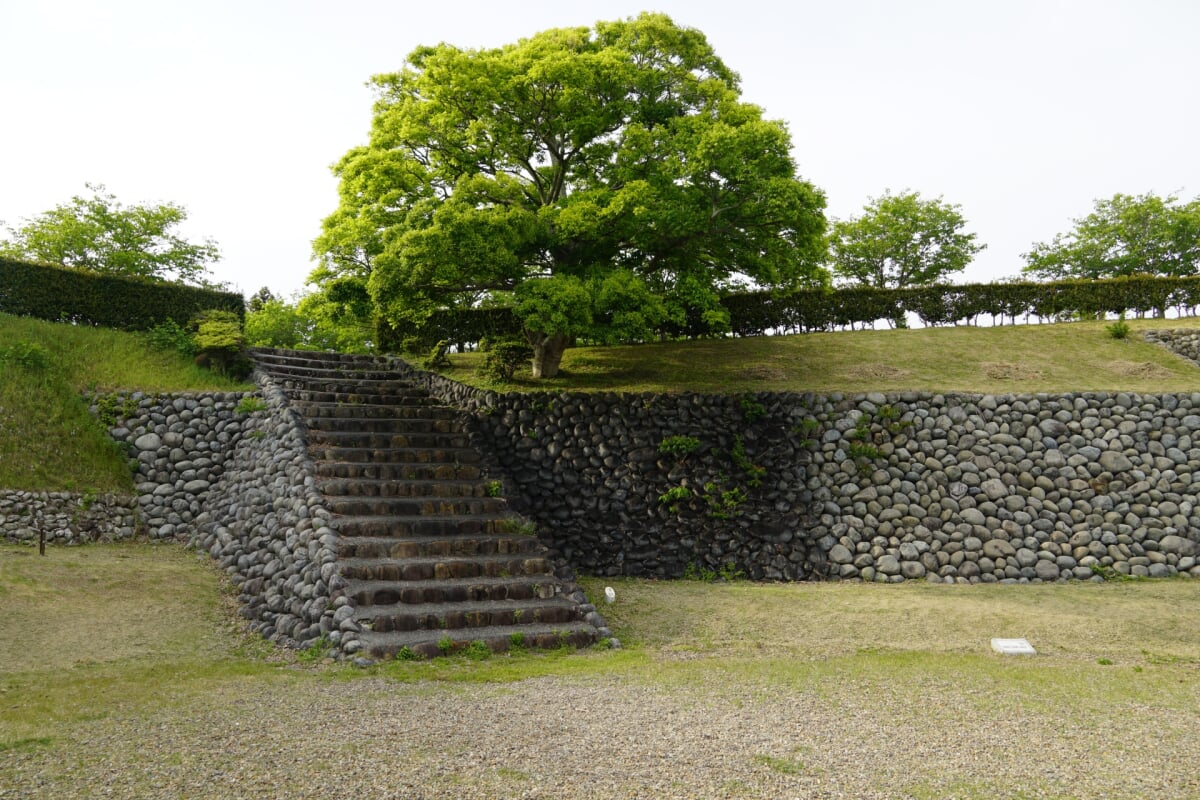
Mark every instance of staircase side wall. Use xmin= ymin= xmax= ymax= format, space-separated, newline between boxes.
xmin=91 ymin=380 xmax=353 ymax=652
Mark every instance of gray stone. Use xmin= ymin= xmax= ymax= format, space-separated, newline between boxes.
xmin=1034 ymin=560 xmax=1060 ymax=580
xmin=829 ymin=544 xmax=853 ymax=564
xmin=876 ymin=555 xmax=901 ymax=575
xmin=983 ymin=539 xmax=1016 ymax=559
xmin=1098 ymin=451 xmax=1134 ymax=473
xmin=1159 ymin=535 xmax=1197 ymax=557
xmin=133 ymin=432 xmax=162 ymax=451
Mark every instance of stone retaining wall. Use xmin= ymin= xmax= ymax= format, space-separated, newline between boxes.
xmin=391 ymin=358 xmax=1200 ymax=584
xmin=1144 ymin=328 xmax=1200 ymax=365
xmin=0 ymin=490 xmax=140 ymax=544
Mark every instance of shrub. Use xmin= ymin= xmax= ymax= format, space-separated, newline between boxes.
xmin=476 ymin=336 xmax=532 ymax=381
xmin=145 ymin=319 xmax=198 ymax=357
xmin=0 ymin=340 xmax=52 ymax=371
xmin=192 ymin=310 xmax=251 ymax=380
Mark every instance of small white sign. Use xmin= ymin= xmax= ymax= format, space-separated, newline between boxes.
xmin=991 ymin=637 xmax=1036 ymax=655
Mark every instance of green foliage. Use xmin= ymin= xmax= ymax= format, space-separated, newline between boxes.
xmin=145 ymin=319 xmax=198 ymax=357
xmin=658 ymin=435 xmax=701 ymax=458
xmin=464 ymin=640 xmax=492 ymax=661
xmin=740 ymin=397 xmax=766 ymax=422
xmin=193 ymin=310 xmax=251 ymax=380
xmin=243 ymin=298 xmax=304 ymax=349
xmin=485 ymin=480 xmax=504 ymax=498
xmin=657 ymin=485 xmax=691 ymax=513
xmin=0 ymin=340 xmax=51 ymax=371
xmin=235 ymin=395 xmax=268 ymax=414
xmin=0 ymin=256 xmax=243 ymax=332
xmin=0 ymin=183 xmax=221 ymax=285
xmin=475 ymin=337 xmax=533 ymax=382
xmin=703 ymin=481 xmax=747 ymax=519
xmin=830 ymin=191 xmax=985 ymax=295
xmin=423 ymin=340 xmax=451 ymax=370
xmin=1106 ymin=313 xmax=1132 ymax=340
xmin=296 ymin=636 xmax=334 ymax=664
xmin=1023 ymin=192 xmax=1200 ymax=281
xmin=437 ymin=635 xmax=455 ymax=656
xmin=730 ymin=436 xmax=766 ymax=487
xmin=93 ymin=394 xmax=140 ymax=427
xmin=498 ymin=517 xmax=537 ymax=536
xmin=320 ymin=14 xmax=827 ymax=375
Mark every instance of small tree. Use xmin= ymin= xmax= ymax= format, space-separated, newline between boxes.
xmin=1023 ymin=192 xmax=1200 ymax=281
xmin=0 ymin=183 xmax=220 ymax=286
xmin=830 ymin=191 xmax=984 ymax=289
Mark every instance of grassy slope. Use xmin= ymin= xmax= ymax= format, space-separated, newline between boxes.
xmin=0 ymin=313 xmax=251 ymax=493
xmin=434 ymin=316 xmax=1200 ymax=395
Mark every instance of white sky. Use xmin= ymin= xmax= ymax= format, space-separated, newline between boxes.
xmin=2 ymin=0 xmax=1197 ymax=299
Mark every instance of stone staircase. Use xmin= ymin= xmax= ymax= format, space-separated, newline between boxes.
xmin=250 ymin=347 xmax=601 ymax=660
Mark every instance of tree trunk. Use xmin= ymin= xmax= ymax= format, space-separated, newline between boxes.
xmin=528 ymin=331 xmax=569 ymax=379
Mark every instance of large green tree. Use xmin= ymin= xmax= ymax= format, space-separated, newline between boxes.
xmin=829 ymin=190 xmax=984 ymax=292
xmin=1023 ymin=192 xmax=1200 ymax=280
xmin=0 ymin=183 xmax=220 ymax=286
xmin=314 ymin=13 xmax=827 ymax=377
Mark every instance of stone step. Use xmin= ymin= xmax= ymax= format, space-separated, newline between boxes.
xmin=305 ymin=416 xmax=463 ymax=434
xmin=314 ymin=462 xmax=483 ymax=481
xmin=294 ymin=403 xmax=459 ymax=421
xmin=336 ymin=533 xmax=542 ymax=560
xmin=345 ymin=575 xmax=562 ymax=606
xmin=251 ymin=347 xmax=384 ymax=367
xmin=324 ymin=495 xmax=507 ymax=517
xmin=309 ymin=446 xmax=481 ymax=465
xmin=316 ymin=478 xmax=491 ymax=498
xmin=280 ymin=378 xmax=429 ymax=396
xmin=356 ymin=623 xmax=597 ymax=660
xmin=336 ymin=553 xmax=552 ymax=582
xmin=332 ymin=514 xmax=518 ymax=538
xmin=283 ymin=389 xmax=431 ymax=406
xmin=357 ymin=596 xmax=581 ymax=634
xmin=307 ymin=430 xmax=471 ymax=450
xmin=257 ymin=363 xmax=400 ymax=382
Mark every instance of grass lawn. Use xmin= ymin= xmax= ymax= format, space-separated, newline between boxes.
xmin=2 ymin=542 xmax=1198 ymax=799
xmin=431 ymin=316 xmax=1200 ymax=395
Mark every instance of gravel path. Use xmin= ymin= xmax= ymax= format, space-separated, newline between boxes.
xmin=3 ymin=670 xmax=1198 ymax=799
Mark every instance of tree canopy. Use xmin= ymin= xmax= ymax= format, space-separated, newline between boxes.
xmin=829 ymin=190 xmax=984 ymax=291
xmin=1022 ymin=192 xmax=1200 ymax=281
xmin=0 ymin=183 xmax=220 ymax=286
xmin=313 ymin=12 xmax=827 ymax=377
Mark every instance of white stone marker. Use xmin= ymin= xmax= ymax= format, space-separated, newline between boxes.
xmin=991 ymin=637 xmax=1037 ymax=655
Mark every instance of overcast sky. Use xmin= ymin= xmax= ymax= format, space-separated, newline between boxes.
xmin=2 ymin=0 xmax=1197 ymax=299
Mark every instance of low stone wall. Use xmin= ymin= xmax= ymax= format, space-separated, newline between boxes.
xmin=0 ymin=490 xmax=140 ymax=544
xmin=1144 ymin=328 xmax=1200 ymax=365
xmin=93 ymin=391 xmax=250 ymax=539
xmin=390 ymin=357 xmax=1200 ymax=584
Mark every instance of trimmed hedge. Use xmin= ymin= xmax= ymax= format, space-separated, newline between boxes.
xmin=376 ymin=274 xmax=1200 ymax=350
xmin=0 ymin=257 xmax=243 ymax=330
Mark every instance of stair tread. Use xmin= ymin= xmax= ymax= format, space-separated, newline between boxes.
xmin=344 ymin=574 xmax=558 ymax=591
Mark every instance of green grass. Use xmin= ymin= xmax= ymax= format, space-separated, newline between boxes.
xmin=0 ymin=312 xmax=251 ymax=492
xmin=3 ymin=542 xmax=1199 ymax=797
xmin=429 ymin=316 xmax=1200 ymax=395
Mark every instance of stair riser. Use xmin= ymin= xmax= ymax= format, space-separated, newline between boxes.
xmin=326 ymin=498 xmax=506 ymax=516
xmin=339 ymin=558 xmax=551 ymax=582
xmin=295 ymin=404 xmax=459 ymax=421
xmin=281 ymin=379 xmax=428 ymax=395
xmin=367 ymin=605 xmax=577 ymax=633
xmin=309 ymin=432 xmax=472 ymax=449
xmin=315 ymin=464 xmax=482 ymax=481
xmin=306 ymin=418 xmax=462 ymax=434
xmin=364 ymin=628 xmax=597 ymax=660
xmin=311 ymin=447 xmax=481 ymax=465
xmin=285 ymin=390 xmax=431 ymax=406
xmin=316 ymin=480 xmax=489 ymax=498
xmin=350 ymin=581 xmax=558 ymax=606
xmin=338 ymin=537 xmax=540 ymax=560
xmin=333 ymin=518 xmax=515 ymax=537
